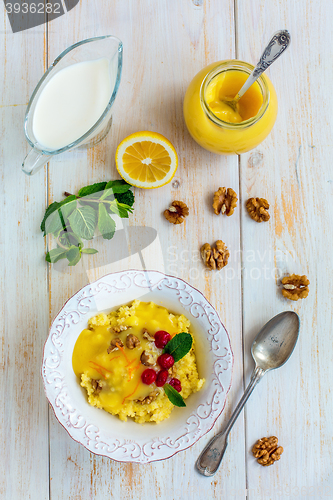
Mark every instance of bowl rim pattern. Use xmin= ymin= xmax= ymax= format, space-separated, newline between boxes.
xmin=42 ymin=269 xmax=234 ymax=463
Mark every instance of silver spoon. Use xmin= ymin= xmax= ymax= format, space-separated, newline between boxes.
xmin=196 ymin=310 xmax=300 ymax=477
xmin=223 ymin=30 xmax=291 ymax=112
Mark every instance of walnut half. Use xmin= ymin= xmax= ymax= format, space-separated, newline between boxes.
xmin=213 ymin=187 xmax=238 ymax=216
xmin=164 ymin=201 xmax=189 ymax=224
xmin=252 ymin=436 xmax=283 ymax=466
xmin=91 ymin=379 xmax=103 ymax=394
xmin=140 ymin=350 xmax=155 ymax=367
xmin=135 ymin=389 xmax=160 ymax=405
xmin=107 ymin=338 xmax=124 ymax=354
xmin=126 ymin=334 xmax=140 ymax=349
xmin=246 ymin=197 xmax=270 ymax=222
xmin=282 ymin=274 xmax=310 ymax=301
xmin=201 ymin=240 xmax=229 ymax=270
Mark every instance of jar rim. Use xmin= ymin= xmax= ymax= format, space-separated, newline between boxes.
xmin=200 ymin=60 xmax=270 ymax=129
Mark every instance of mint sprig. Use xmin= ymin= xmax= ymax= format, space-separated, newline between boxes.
xmin=164 ymin=384 xmax=186 ymax=407
xmin=163 ymin=332 xmax=193 ymax=362
xmin=42 ymin=180 xmax=134 ymax=266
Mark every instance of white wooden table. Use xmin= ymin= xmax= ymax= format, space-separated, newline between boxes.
xmin=1 ymin=1 xmax=332 ymax=499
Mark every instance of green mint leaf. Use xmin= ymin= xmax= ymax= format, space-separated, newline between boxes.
xmin=164 ymin=384 xmax=186 ymax=407
xmin=81 ymin=248 xmax=98 ymax=254
xmin=44 ymin=209 xmax=64 ymax=236
xmin=41 ymin=201 xmax=61 ymax=234
xmin=68 ymin=206 xmax=98 ymax=240
xmin=78 ymin=182 xmax=107 ymax=197
xmin=108 ymin=200 xmax=133 ymax=218
xmin=98 ymin=203 xmax=116 ymax=240
xmin=42 ymin=196 xmax=77 ymax=236
xmin=163 ymin=332 xmax=193 ymax=362
xmin=45 ymin=248 xmax=68 ymax=263
xmin=66 ymin=245 xmax=81 ymax=266
xmin=104 ymin=179 xmax=131 ymax=194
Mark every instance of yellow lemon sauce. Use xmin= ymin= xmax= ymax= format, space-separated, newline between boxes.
xmin=72 ymin=300 xmax=205 ymax=423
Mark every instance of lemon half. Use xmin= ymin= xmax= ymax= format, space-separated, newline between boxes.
xmin=115 ymin=131 xmax=178 ymax=189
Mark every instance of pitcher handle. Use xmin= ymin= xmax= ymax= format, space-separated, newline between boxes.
xmin=22 ymin=148 xmax=52 ymax=176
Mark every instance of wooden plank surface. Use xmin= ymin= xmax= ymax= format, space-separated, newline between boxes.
xmin=0 ymin=8 xmax=49 ymax=500
xmin=237 ymin=1 xmax=333 ymax=499
xmin=1 ymin=0 xmax=332 ymax=499
xmin=46 ymin=1 xmax=246 ymax=499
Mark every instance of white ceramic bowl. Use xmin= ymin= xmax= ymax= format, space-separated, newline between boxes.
xmin=42 ymin=270 xmax=233 ymax=463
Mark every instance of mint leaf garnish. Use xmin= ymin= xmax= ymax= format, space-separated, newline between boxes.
xmin=163 ymin=332 xmax=193 ymax=362
xmin=58 ymin=195 xmax=77 ymax=219
xmin=41 ymin=201 xmax=61 ymax=234
xmin=41 ymin=180 xmax=134 ymax=267
xmin=78 ymin=182 xmax=107 ymax=197
xmin=66 ymin=245 xmax=81 ymax=266
xmin=68 ymin=206 xmax=98 ymax=240
xmin=43 ymin=209 xmax=64 ymax=236
xmin=98 ymin=203 xmax=116 ymax=240
xmin=164 ymin=384 xmax=186 ymax=407
xmin=45 ymin=248 xmax=68 ymax=263
xmin=104 ymin=179 xmax=131 ymax=194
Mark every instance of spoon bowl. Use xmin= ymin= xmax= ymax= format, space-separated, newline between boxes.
xmin=252 ymin=311 xmax=300 ymax=371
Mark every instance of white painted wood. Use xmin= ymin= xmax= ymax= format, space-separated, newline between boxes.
xmin=237 ymin=1 xmax=333 ymax=499
xmin=0 ymin=11 xmax=49 ymax=500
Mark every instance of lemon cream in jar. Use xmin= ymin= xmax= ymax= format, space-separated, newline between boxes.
xmin=183 ymin=60 xmax=278 ymax=155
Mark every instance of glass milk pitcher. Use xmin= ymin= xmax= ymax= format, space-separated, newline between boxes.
xmin=22 ymin=35 xmax=123 ymax=175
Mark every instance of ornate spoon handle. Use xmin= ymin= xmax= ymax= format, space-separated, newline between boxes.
xmin=235 ymin=30 xmax=291 ymax=101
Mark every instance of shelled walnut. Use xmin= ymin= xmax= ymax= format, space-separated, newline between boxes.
xmin=282 ymin=274 xmax=310 ymax=301
xmin=200 ymin=240 xmax=229 ymax=270
xmin=91 ymin=379 xmax=103 ymax=394
xmin=126 ymin=334 xmax=140 ymax=349
xmin=246 ymin=197 xmax=270 ymax=222
xmin=135 ymin=390 xmax=159 ymax=405
xmin=113 ymin=325 xmax=128 ymax=333
xmin=213 ymin=187 xmax=238 ymax=216
xmin=164 ymin=201 xmax=189 ymax=224
xmin=142 ymin=328 xmax=155 ymax=341
xmin=252 ymin=436 xmax=284 ymax=466
xmin=140 ymin=350 xmax=155 ymax=367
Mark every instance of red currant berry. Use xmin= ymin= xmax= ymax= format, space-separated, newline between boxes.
xmin=156 ymin=369 xmax=169 ymax=387
xmin=154 ymin=330 xmax=171 ymax=349
xmin=157 ymin=353 xmax=174 ymax=369
xmin=141 ymin=369 xmax=157 ymax=385
xmin=169 ymin=378 xmax=182 ymax=392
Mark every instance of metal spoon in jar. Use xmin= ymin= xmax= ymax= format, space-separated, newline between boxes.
xmin=223 ymin=30 xmax=291 ymax=113
xmin=196 ymin=310 xmax=300 ymax=477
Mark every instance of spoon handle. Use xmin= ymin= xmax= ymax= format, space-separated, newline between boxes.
xmin=235 ymin=30 xmax=291 ymax=101
xmin=195 ymin=366 xmax=265 ymax=477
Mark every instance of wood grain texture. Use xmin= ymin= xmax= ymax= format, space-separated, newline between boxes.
xmin=1 ymin=0 xmax=332 ymax=498
xmin=46 ymin=0 xmax=246 ymax=498
xmin=0 ymin=9 xmax=49 ymax=500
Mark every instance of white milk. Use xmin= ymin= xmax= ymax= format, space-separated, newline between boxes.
xmin=33 ymin=58 xmax=113 ymax=150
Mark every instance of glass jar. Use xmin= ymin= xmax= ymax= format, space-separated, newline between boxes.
xmin=183 ymin=60 xmax=278 ymax=155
